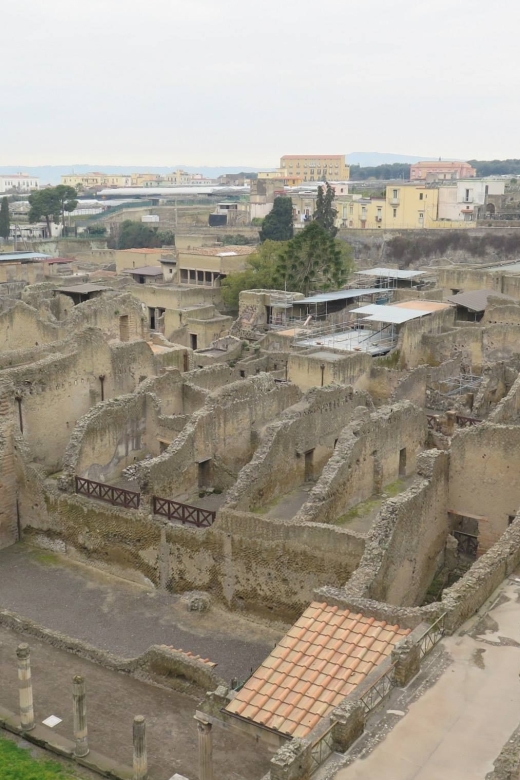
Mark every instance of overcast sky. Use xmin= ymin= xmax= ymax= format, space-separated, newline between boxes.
xmin=3 ymin=0 xmax=520 ymax=166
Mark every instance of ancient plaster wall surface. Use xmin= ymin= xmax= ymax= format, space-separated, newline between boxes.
xmin=490 ymin=373 xmax=520 ymax=424
xmin=422 ymin=327 xmax=483 ymax=370
xmin=449 ymin=424 xmax=520 ymax=554
xmin=0 ymin=302 xmax=61 ymax=350
xmin=136 ymin=374 xmax=302 ymax=500
xmin=286 ymin=352 xmax=372 ymax=393
xmin=294 ymin=403 xmax=427 ymax=526
xmin=335 ymin=449 xmax=450 ymax=607
xmin=225 ymin=386 xmax=373 ymax=512
xmin=390 ymin=366 xmax=428 ymax=407
xmin=18 ymin=477 xmax=362 ymax=620
xmin=2 ymin=330 xmax=158 ymax=472
xmin=484 ymin=302 xmax=520 ymax=326
xmin=131 ymin=284 xmax=224 ymax=312
xmin=397 ymin=308 xmax=456 ymax=368
xmin=0 ymin=383 xmax=18 ymax=549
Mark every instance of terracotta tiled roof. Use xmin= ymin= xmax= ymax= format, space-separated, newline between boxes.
xmin=161 ymin=646 xmax=217 ymax=668
xmin=225 ymin=602 xmax=410 ymax=738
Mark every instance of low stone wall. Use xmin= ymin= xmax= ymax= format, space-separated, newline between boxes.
xmin=0 ymin=606 xmax=223 ymax=698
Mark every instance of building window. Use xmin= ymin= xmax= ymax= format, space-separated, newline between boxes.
xmin=393 ymin=208 xmax=397 ymax=218
xmin=393 ymin=189 xmax=398 ymax=199
xmin=419 ymin=193 xmax=424 ymax=200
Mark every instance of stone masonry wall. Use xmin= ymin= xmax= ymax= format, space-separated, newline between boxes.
xmin=293 ymin=403 xmax=426 ymax=526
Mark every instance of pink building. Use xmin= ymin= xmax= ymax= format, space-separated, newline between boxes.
xmin=410 ymin=161 xmax=477 ymax=181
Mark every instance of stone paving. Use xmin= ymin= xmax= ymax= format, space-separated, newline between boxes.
xmin=334 ymin=573 xmax=520 ymax=780
xmin=0 ymin=624 xmax=271 ymax=780
xmin=0 ymin=544 xmax=284 ymax=682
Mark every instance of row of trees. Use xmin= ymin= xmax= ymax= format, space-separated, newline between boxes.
xmin=221 ymin=184 xmax=353 ymax=307
xmin=112 ymin=220 xmax=175 ymax=250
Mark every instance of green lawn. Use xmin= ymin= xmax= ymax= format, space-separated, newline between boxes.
xmin=0 ymin=736 xmax=77 ymax=780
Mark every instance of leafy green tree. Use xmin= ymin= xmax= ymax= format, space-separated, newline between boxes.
xmin=259 ymin=196 xmax=293 ymax=242
xmin=28 ymin=185 xmax=78 ymax=235
xmin=313 ymin=183 xmax=338 ymax=237
xmin=221 ymin=241 xmax=285 ymax=309
xmin=276 ymin=222 xmax=348 ymax=296
xmin=116 ymin=220 xmax=174 ymax=249
xmin=54 ymin=185 xmax=78 ymax=227
xmin=28 ymin=188 xmax=59 ymax=237
xmin=0 ymin=197 xmax=10 ymax=240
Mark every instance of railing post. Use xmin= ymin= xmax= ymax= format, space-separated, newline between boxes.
xmin=133 ymin=715 xmax=147 ymax=780
xmin=72 ymin=675 xmax=89 ymax=757
xmin=17 ymin=643 xmax=35 ymax=731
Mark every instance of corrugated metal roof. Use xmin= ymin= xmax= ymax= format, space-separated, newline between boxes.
xmin=296 ymin=288 xmax=381 ymax=304
xmin=351 ymin=304 xmax=432 ymax=323
xmin=445 ymin=289 xmax=513 ymax=312
xmin=0 ymin=252 xmax=50 ymax=261
xmin=357 ymin=267 xmax=425 ymax=279
xmin=225 ymin=602 xmax=409 ymax=738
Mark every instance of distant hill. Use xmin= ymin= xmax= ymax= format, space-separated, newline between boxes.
xmin=346 ymin=152 xmax=440 ymax=166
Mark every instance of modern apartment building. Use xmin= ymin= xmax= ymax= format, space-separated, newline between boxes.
xmin=0 ymin=174 xmax=39 ymax=193
xmin=410 ymin=160 xmax=477 ymax=181
xmin=280 ymin=155 xmax=350 ymax=182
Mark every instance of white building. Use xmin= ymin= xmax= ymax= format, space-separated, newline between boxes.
xmin=438 ymin=179 xmax=505 ymax=222
xmin=0 ymin=174 xmax=40 ymax=194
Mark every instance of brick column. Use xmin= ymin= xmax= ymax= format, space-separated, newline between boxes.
xmin=392 ymin=639 xmax=421 ymax=687
xmin=133 ymin=715 xmax=147 ymax=780
xmin=16 ymin=643 xmax=35 ymax=731
xmin=72 ymin=675 xmax=89 ymax=757
xmin=196 ymin=716 xmax=214 ymax=780
xmin=330 ymin=701 xmax=365 ymax=753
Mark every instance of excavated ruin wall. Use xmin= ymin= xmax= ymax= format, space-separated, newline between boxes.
xmin=341 ymin=449 xmax=450 ymax=607
xmin=18 ymin=478 xmax=362 ymax=621
xmin=225 ymin=386 xmax=374 ymax=513
xmin=136 ymin=374 xmax=302 ymax=500
xmin=294 ymin=402 xmax=427 ymax=526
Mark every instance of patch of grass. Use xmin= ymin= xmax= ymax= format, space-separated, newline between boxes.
xmin=0 ymin=736 xmax=77 ymax=779
xmin=29 ymin=549 xmax=59 ymax=566
xmin=383 ymin=478 xmax=405 ymax=497
xmin=373 ymin=349 xmax=400 ymax=369
xmin=334 ymin=497 xmax=381 ymax=526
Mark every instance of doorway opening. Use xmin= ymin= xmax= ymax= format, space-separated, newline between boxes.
xmin=399 ymin=447 xmax=407 ymax=477
xmin=119 ymin=315 xmax=129 ymax=342
xmin=304 ymin=449 xmax=315 ymax=482
xmin=190 ymin=333 xmax=198 ymax=350
xmin=198 ymin=459 xmax=212 ymax=489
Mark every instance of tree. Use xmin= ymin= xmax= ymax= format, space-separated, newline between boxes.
xmin=28 ymin=188 xmax=58 ymax=237
xmin=116 ymin=220 xmax=174 ymax=250
xmin=276 ymin=222 xmax=348 ymax=296
xmin=0 ymin=197 xmax=9 ymax=241
xmin=28 ymin=185 xmax=78 ymax=236
xmin=259 ymin=196 xmax=293 ymax=242
xmin=221 ymin=241 xmax=285 ymax=309
xmin=54 ymin=185 xmax=78 ymax=227
xmin=313 ymin=183 xmax=338 ymax=237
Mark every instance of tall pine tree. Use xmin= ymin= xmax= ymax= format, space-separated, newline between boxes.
xmin=0 ymin=197 xmax=9 ymax=241
xmin=313 ymin=183 xmax=338 ymax=237
xmin=259 ymin=196 xmax=293 ymax=242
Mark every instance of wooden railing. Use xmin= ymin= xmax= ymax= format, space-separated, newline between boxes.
xmin=152 ymin=496 xmax=215 ymax=527
xmin=455 ymin=415 xmax=481 ymax=428
xmin=453 ymin=530 xmax=479 ymax=557
xmin=75 ymin=476 xmax=140 ymax=509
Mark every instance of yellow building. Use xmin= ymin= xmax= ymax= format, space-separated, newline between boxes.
xmin=338 ymin=197 xmax=385 ymax=229
xmin=178 ymin=245 xmax=255 ymax=286
xmin=131 ymin=173 xmax=161 ymax=187
xmin=61 ymin=172 xmax=107 ymax=189
xmin=258 ymin=169 xmax=303 ymax=186
xmin=114 ymin=248 xmax=166 ymax=273
xmin=280 ymin=155 xmax=349 ymax=182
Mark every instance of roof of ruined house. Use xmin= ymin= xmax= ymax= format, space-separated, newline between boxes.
xmin=445 ymin=289 xmax=514 ymax=312
xmin=179 ymin=245 xmax=255 ymax=257
xmin=56 ymin=283 xmax=111 ymax=294
xmin=125 ymin=266 xmax=163 ymax=276
xmin=393 ymin=300 xmax=452 ymax=312
xmin=224 ymin=602 xmax=410 ymax=738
